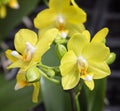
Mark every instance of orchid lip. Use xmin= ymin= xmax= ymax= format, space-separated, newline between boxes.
xmin=84 ymin=75 xmax=93 ymax=82
xmin=60 ymin=31 xmax=68 ymax=38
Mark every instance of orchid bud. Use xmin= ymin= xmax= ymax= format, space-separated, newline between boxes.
xmin=47 ymin=69 xmax=55 ymax=77
xmin=55 ymin=44 xmax=67 ymax=59
xmin=26 ymin=67 xmax=40 ymax=83
xmin=106 ymin=52 xmax=116 ymax=65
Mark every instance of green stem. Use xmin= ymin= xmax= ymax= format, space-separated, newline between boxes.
xmin=70 ymin=90 xmax=76 ymax=111
xmin=37 ymin=63 xmax=60 ymax=73
xmin=75 ymin=92 xmax=80 ymax=111
xmin=70 ymin=90 xmax=80 ymax=111
xmin=38 ymin=69 xmax=60 ymax=84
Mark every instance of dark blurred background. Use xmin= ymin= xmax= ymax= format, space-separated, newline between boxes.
xmin=0 ymin=0 xmax=120 ymax=111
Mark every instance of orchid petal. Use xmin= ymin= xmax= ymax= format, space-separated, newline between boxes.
xmin=15 ymin=29 xmax=38 ymax=54
xmin=88 ymin=61 xmax=111 ymax=79
xmin=82 ymin=43 xmax=110 ymax=62
xmin=68 ymin=33 xmax=88 ymax=56
xmin=60 ymin=50 xmax=77 ymax=76
xmin=91 ymin=28 xmax=109 ymax=43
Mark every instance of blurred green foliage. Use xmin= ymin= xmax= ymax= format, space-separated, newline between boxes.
xmin=0 ymin=74 xmax=42 ymax=111
xmin=0 ymin=0 xmax=39 ymax=40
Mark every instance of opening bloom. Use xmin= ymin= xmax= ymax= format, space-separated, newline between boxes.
xmin=34 ymin=0 xmax=86 ymax=38
xmin=60 ymin=28 xmax=111 ymax=90
xmin=5 ymin=28 xmax=58 ymax=102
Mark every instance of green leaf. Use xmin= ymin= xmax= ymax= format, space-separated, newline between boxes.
xmin=41 ymin=44 xmax=72 ymax=111
xmin=41 ymin=77 xmax=72 ymax=111
xmin=0 ymin=0 xmax=40 ymax=40
xmin=42 ymin=44 xmax=59 ymax=66
xmin=0 ymin=74 xmax=41 ymax=111
xmin=80 ymin=79 xmax=106 ymax=111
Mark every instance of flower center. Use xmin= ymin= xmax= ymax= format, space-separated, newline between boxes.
xmin=11 ymin=42 xmax=36 ymax=62
xmin=56 ymin=15 xmax=68 ymax=38
xmin=77 ymin=56 xmax=88 ymax=71
xmin=23 ymin=42 xmax=36 ymax=61
xmin=56 ymin=15 xmax=65 ymax=30
xmin=77 ymin=56 xmax=88 ymax=75
xmin=77 ymin=56 xmax=93 ymax=82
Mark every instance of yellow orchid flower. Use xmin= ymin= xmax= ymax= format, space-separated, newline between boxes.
xmin=60 ymin=28 xmax=111 ymax=90
xmin=8 ymin=0 xmax=19 ymax=9
xmin=6 ymin=28 xmax=58 ymax=70
xmin=34 ymin=0 xmax=86 ymax=38
xmin=5 ymin=28 xmax=58 ymax=102
xmin=0 ymin=0 xmax=19 ymax=18
xmin=14 ymin=69 xmax=40 ymax=103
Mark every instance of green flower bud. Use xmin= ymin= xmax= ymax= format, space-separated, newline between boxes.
xmin=55 ymin=44 xmax=67 ymax=59
xmin=26 ymin=67 xmax=40 ymax=83
xmin=47 ymin=69 xmax=55 ymax=77
xmin=102 ymin=39 xmax=106 ymax=44
xmin=106 ymin=52 xmax=116 ymax=65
